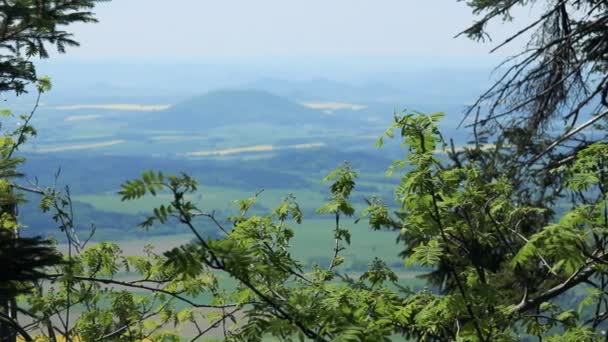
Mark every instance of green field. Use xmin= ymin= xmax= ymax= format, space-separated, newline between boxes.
xmin=74 ymin=191 xmax=406 ymax=267
xmin=19 ymin=92 xmax=433 ymax=340
xmin=74 ymin=185 xmax=330 ymax=215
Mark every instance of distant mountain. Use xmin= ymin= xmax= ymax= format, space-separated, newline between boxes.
xmin=138 ymin=89 xmax=330 ymax=130
xmin=243 ymin=78 xmax=402 ymax=102
xmin=243 ymin=70 xmax=492 ymax=105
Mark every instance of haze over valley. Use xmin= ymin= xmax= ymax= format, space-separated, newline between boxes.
xmin=11 ymin=62 xmax=484 ymax=275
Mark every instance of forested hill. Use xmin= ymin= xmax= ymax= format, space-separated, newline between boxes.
xmin=135 ymin=89 xmax=333 ymax=130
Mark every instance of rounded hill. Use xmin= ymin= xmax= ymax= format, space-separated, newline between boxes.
xmin=140 ymin=89 xmax=327 ymax=130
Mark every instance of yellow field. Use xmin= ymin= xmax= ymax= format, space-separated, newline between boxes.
xmin=435 ymin=144 xmax=497 ymax=154
xmin=301 ymin=101 xmax=367 ymax=111
xmin=35 ymin=140 xmax=125 ymax=153
xmin=186 ymin=142 xmax=325 ymax=156
xmin=64 ymin=114 xmax=102 ymax=122
xmin=57 ymin=235 xmax=192 ymax=256
xmin=55 ymin=104 xmax=170 ymax=111
xmin=149 ymin=135 xmax=202 ymax=142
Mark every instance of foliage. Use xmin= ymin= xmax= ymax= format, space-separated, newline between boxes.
xmin=0 ymin=1 xmax=109 ymax=341
xmin=0 ymin=0 xmax=104 ymax=94
xmin=0 ymin=76 xmax=61 ymax=341
xmin=5 ymin=0 xmax=608 ymax=341
xmin=0 ymin=229 xmax=61 ymax=298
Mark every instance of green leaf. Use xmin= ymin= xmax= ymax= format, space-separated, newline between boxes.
xmin=406 ymin=240 xmax=443 ymax=267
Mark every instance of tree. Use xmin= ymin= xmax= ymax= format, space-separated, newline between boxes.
xmin=9 ymin=0 xmax=608 ymax=341
xmin=460 ymin=0 xmax=608 ymax=171
xmin=116 ymin=1 xmax=607 ymax=340
xmin=0 ymin=1 xmax=108 ymax=341
xmin=0 ymin=0 xmax=102 ymax=94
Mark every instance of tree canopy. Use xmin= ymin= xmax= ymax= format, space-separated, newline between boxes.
xmin=2 ymin=0 xmax=608 ymax=341
xmin=0 ymin=1 xmax=109 ymax=341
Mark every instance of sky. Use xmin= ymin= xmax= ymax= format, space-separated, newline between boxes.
xmin=57 ymin=0 xmax=525 ymax=65
xmin=30 ymin=0 xmax=538 ymax=98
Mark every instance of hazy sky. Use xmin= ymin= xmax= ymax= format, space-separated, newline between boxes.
xmin=59 ymin=0 xmax=524 ymax=65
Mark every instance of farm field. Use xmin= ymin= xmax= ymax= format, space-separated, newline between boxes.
xmin=72 ymin=192 xmax=407 ymax=272
xmin=23 ymin=90 xmax=420 ymax=281
xmin=11 ymin=87 xmax=462 ymax=340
